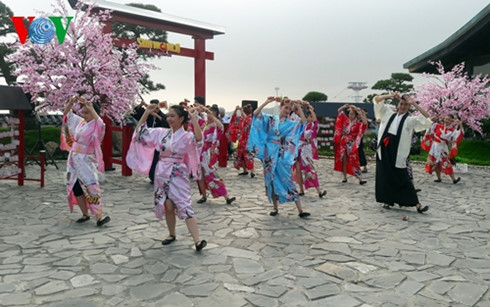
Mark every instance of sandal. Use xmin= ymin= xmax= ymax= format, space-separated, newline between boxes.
xmin=453 ymin=177 xmax=461 ymax=184
xmin=359 ymin=180 xmax=367 ymax=185
xmin=417 ymin=205 xmax=429 ymax=213
xmin=342 ymin=179 xmax=347 ymax=183
xmin=226 ymin=197 xmax=236 ymax=205
xmin=319 ymin=191 xmax=327 ymax=198
xmin=269 ymin=208 xmax=278 ymax=216
xmin=298 ymin=211 xmax=311 ymax=218
xmin=96 ymin=216 xmax=111 ymax=227
xmin=195 ymin=240 xmax=207 ymax=251
xmin=250 ymin=173 xmax=255 ymax=178
xmin=76 ymin=215 xmax=90 ymax=223
xmin=298 ymin=191 xmax=305 ymax=196
xmin=238 ymin=171 xmax=249 ymax=176
xmin=434 ymin=179 xmax=442 ymax=183
xmin=162 ymin=235 xmax=176 ymax=245
xmin=197 ymin=197 xmax=207 ymax=204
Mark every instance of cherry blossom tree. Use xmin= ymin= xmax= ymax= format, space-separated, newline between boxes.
xmin=415 ymin=61 xmax=490 ymax=134
xmin=8 ymin=0 xmax=153 ymax=123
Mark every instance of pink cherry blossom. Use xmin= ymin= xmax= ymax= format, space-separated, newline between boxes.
xmin=8 ymin=0 xmax=154 ymax=123
xmin=415 ymin=61 xmax=490 ymax=134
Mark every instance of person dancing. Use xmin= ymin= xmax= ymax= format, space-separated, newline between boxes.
xmin=248 ymin=97 xmax=310 ymax=218
xmin=196 ymin=106 xmax=236 ymax=205
xmin=233 ymin=104 xmax=255 ymax=178
xmin=126 ymin=104 xmax=207 ymax=251
xmin=424 ymin=115 xmax=463 ymax=184
xmin=374 ymin=93 xmax=432 ymax=213
xmin=295 ymin=103 xmax=326 ymax=198
xmin=334 ymin=104 xmax=368 ymax=184
xmin=61 ymin=96 xmax=110 ymax=226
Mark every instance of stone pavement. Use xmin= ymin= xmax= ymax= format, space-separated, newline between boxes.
xmin=0 ymin=158 xmax=489 ymax=307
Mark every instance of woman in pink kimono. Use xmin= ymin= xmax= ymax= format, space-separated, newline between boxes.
xmin=196 ymin=106 xmax=236 ymax=205
xmin=61 ymin=96 xmax=110 ymax=226
xmin=295 ymin=104 xmax=326 ymax=198
xmin=127 ymin=104 xmax=207 ymax=251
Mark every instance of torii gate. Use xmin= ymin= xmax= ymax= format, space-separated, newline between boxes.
xmin=68 ymin=0 xmax=225 ymax=175
xmin=68 ymin=0 xmax=226 ymax=100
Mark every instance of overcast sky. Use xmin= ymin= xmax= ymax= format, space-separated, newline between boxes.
xmin=2 ymin=0 xmax=489 ymax=111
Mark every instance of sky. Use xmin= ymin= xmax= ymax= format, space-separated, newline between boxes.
xmin=2 ymin=0 xmax=490 ymax=111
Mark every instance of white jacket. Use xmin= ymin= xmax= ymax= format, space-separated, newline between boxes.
xmin=374 ymin=98 xmax=432 ymax=168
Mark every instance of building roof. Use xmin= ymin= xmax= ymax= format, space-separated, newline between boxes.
xmin=0 ymin=85 xmax=32 ymax=111
xmin=403 ymin=4 xmax=490 ymax=73
xmin=68 ymin=0 xmax=226 ymax=37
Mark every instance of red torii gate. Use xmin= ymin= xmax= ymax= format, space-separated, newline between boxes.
xmin=68 ymin=0 xmax=225 ymax=175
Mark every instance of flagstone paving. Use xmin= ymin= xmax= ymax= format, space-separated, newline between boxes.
xmin=0 ymin=158 xmax=489 ymax=306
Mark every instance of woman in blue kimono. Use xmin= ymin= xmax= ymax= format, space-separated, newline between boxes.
xmin=247 ymin=97 xmax=310 ymax=218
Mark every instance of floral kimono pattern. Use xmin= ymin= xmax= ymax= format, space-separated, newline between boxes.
xmin=126 ymin=124 xmax=201 ymax=220
xmin=297 ymin=121 xmax=320 ymax=189
xmin=60 ymin=111 xmax=105 ymax=216
xmin=247 ymin=112 xmax=304 ymax=203
xmin=227 ymin=112 xmax=243 ymax=143
xmin=234 ymin=114 xmax=254 ymax=171
xmin=333 ymin=113 xmax=367 ymax=178
xmin=201 ymin=125 xmax=228 ymax=197
xmin=421 ymin=122 xmax=437 ymax=152
xmin=425 ymin=123 xmax=463 ymax=175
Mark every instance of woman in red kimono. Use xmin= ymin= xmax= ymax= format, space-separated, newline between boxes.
xmin=233 ymin=104 xmax=255 ymax=177
xmin=334 ymin=104 xmax=367 ymax=184
xmin=424 ymin=115 xmax=463 ymax=183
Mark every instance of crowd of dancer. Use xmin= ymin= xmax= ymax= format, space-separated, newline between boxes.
xmin=61 ymin=93 xmax=464 ymax=252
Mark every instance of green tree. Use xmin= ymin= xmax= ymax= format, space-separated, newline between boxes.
xmin=112 ymin=3 xmax=167 ymax=93
xmin=0 ymin=1 xmax=17 ymax=84
xmin=303 ymin=91 xmax=328 ymax=102
xmin=364 ymin=72 xmax=414 ymax=103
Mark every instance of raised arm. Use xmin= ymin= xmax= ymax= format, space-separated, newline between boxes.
xmin=63 ymin=96 xmax=78 ymax=115
xmin=206 ymin=108 xmax=224 ymax=131
xmin=254 ymin=96 xmax=275 ymax=116
xmin=374 ymin=92 xmax=397 ymax=103
xmin=337 ymin=104 xmax=350 ymax=113
xmin=407 ymin=96 xmax=430 ymax=118
xmin=357 ymin=107 xmax=368 ymax=125
xmin=307 ymin=104 xmax=317 ymax=122
xmin=189 ymin=109 xmax=202 ymax=142
xmin=79 ymin=97 xmax=100 ymax=120
xmin=135 ymin=104 xmax=158 ymax=131
xmin=293 ymin=100 xmax=306 ymax=124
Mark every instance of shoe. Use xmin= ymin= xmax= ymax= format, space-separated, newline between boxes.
xmin=269 ymin=209 xmax=278 ymax=216
xmin=417 ymin=205 xmax=429 ymax=213
xmin=453 ymin=177 xmax=461 ymax=184
xmin=298 ymin=191 xmax=305 ymax=196
xmin=76 ymin=215 xmax=90 ymax=223
xmin=96 ymin=216 xmax=111 ymax=227
xmin=319 ymin=191 xmax=327 ymax=198
xmin=250 ymin=173 xmax=255 ymax=178
xmin=195 ymin=240 xmax=207 ymax=251
xmin=415 ymin=188 xmax=421 ymax=193
xmin=359 ymin=180 xmax=367 ymax=185
xmin=226 ymin=197 xmax=236 ymax=205
xmin=342 ymin=179 xmax=347 ymax=183
xmin=162 ymin=235 xmax=176 ymax=245
xmin=298 ymin=211 xmax=310 ymax=218
xmin=238 ymin=171 xmax=249 ymax=176
xmin=197 ymin=197 xmax=207 ymax=204
xmin=434 ymin=179 xmax=441 ymax=183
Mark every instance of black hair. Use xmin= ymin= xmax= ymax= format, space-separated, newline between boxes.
xmin=150 ymin=99 xmax=159 ymax=104
xmin=242 ymin=104 xmax=253 ymax=115
xmin=209 ymin=106 xmax=219 ymax=117
xmin=92 ymin=102 xmax=101 ymax=115
xmin=194 ymin=96 xmax=205 ymax=105
xmin=169 ymin=105 xmax=189 ymax=124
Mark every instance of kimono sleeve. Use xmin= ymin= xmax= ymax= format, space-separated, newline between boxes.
xmin=126 ymin=124 xmax=168 ymax=174
xmin=407 ymin=114 xmax=432 ymax=133
xmin=60 ymin=111 xmax=83 ymax=151
xmin=183 ymin=132 xmax=203 ymax=179
xmin=353 ymin=122 xmax=367 ymax=152
xmin=333 ymin=112 xmax=347 ymax=144
xmin=247 ymin=112 xmax=271 ymax=161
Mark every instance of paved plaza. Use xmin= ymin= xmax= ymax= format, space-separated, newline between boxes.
xmin=0 ymin=158 xmax=489 ymax=306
